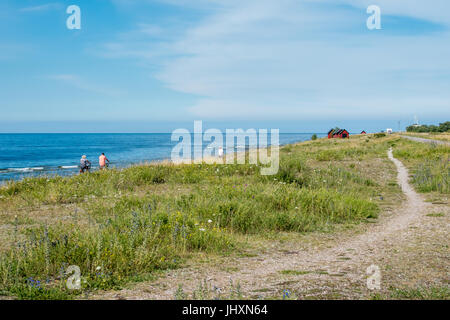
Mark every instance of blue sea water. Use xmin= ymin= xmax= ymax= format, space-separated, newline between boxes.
xmin=0 ymin=133 xmax=325 ymax=182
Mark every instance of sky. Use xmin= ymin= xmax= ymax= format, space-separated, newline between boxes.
xmin=0 ymin=0 xmax=449 ymax=132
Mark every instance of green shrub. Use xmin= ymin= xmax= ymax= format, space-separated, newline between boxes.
xmin=412 ymin=159 xmax=449 ymax=193
xmin=316 ymin=150 xmax=344 ymax=161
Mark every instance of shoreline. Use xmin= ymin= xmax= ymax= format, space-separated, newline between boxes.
xmin=0 ymin=136 xmax=316 ymax=186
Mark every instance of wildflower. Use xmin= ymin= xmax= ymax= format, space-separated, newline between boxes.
xmin=199 ymin=228 xmax=206 ymax=232
xmin=96 ymin=266 xmax=102 ymax=271
xmin=207 ymin=219 xmax=212 ymax=224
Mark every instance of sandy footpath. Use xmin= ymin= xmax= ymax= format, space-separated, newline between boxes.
xmin=92 ymin=148 xmax=449 ymax=300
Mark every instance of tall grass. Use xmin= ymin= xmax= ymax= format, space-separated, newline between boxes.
xmin=1 ymin=206 xmax=233 ymax=299
xmin=0 ymin=134 xmax=395 ymax=299
xmin=393 ymin=140 xmax=449 ymax=194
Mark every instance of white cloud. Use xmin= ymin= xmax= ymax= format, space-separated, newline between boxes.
xmin=46 ymin=74 xmax=124 ymax=97
xmin=19 ymin=3 xmax=62 ymax=13
xmin=137 ymin=24 xmax=164 ymax=36
xmin=109 ymin=0 xmax=450 ymax=120
xmin=333 ymin=0 xmax=450 ymax=26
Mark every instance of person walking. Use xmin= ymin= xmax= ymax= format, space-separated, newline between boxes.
xmin=99 ymin=153 xmax=110 ymax=170
xmin=79 ymin=155 xmax=91 ymax=173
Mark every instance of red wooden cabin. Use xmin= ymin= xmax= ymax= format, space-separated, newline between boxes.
xmin=327 ymin=129 xmax=335 ymax=139
xmin=328 ymin=128 xmax=349 ymax=139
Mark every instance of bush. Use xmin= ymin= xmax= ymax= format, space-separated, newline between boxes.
xmin=273 ymin=158 xmax=311 ymax=186
xmin=412 ymin=159 xmax=449 ymax=193
xmin=406 ymin=121 xmax=450 ymax=133
xmin=315 ymin=150 xmax=344 ymax=161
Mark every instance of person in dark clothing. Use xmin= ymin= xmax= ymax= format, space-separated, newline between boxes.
xmin=79 ymin=155 xmax=91 ymax=173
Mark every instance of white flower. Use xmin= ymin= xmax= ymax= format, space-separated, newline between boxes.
xmin=208 ymin=219 xmax=213 ymax=223
xmin=199 ymin=228 xmax=206 ymax=232
xmin=96 ymin=266 xmax=101 ymax=271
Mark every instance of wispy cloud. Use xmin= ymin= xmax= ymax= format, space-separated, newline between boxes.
xmin=333 ymin=0 xmax=450 ymax=26
xmin=19 ymin=3 xmax=62 ymax=13
xmin=102 ymin=0 xmax=450 ymax=120
xmin=92 ymin=21 xmax=180 ymax=60
xmin=150 ymin=0 xmax=450 ymax=119
xmin=0 ymin=43 xmax=30 ymax=60
xmin=46 ymin=74 xmax=124 ymax=97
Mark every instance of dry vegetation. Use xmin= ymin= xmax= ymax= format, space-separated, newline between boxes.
xmin=401 ymin=131 xmax=450 ymax=142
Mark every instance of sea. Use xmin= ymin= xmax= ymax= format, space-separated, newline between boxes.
xmin=0 ymin=133 xmax=325 ymax=183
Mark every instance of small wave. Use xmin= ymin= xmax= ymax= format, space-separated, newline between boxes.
xmin=8 ymin=168 xmax=33 ymax=173
xmin=2 ymin=167 xmax=45 ymax=173
xmin=59 ymin=165 xmax=78 ymax=169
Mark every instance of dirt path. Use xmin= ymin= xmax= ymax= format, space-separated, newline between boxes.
xmin=400 ymin=135 xmax=450 ymax=146
xmin=93 ymin=149 xmax=449 ymax=300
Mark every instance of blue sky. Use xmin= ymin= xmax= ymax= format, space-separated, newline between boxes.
xmin=0 ymin=0 xmax=449 ymax=132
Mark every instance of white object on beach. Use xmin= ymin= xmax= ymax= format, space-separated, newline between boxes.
xmin=218 ymin=146 xmax=224 ymax=158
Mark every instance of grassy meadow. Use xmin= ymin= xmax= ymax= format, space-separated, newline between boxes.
xmin=393 ymin=137 xmax=449 ymax=194
xmin=0 ymin=133 xmax=447 ymax=299
xmin=401 ymin=131 xmax=450 ymax=142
